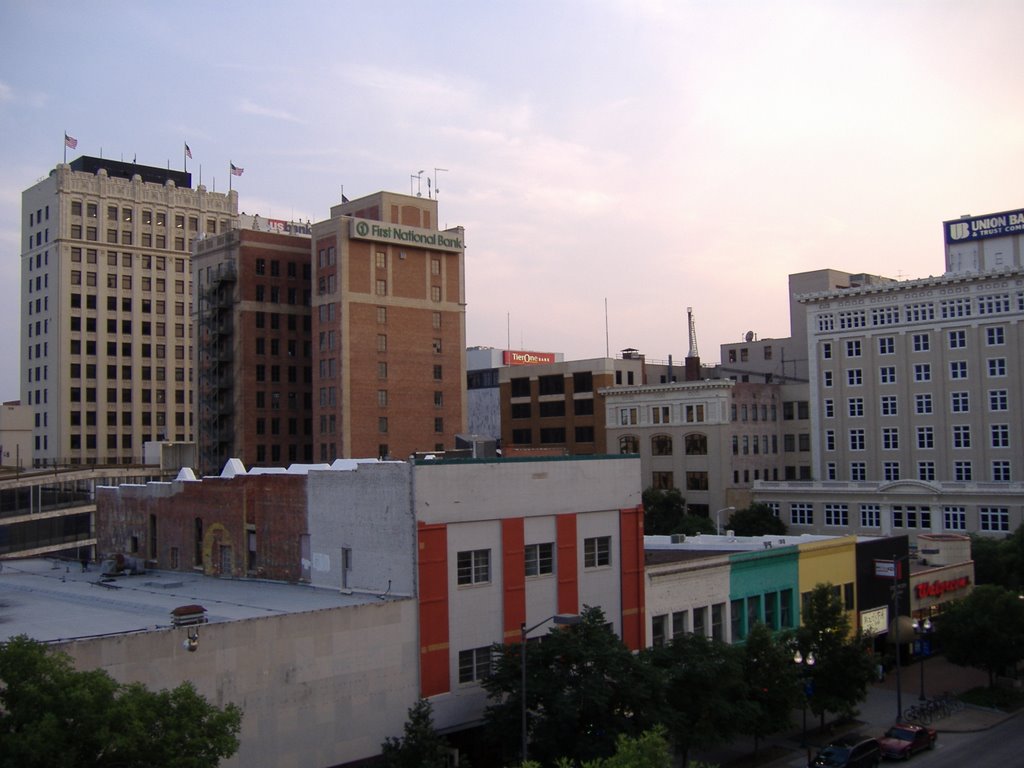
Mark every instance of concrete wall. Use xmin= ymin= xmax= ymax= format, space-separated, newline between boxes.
xmin=646 ymin=555 xmax=732 ymax=643
xmin=306 ymin=461 xmax=416 ymax=595
xmin=59 ymin=598 xmax=420 ymax=768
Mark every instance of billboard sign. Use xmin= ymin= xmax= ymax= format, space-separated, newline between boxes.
xmin=350 ymin=218 xmax=463 ymax=252
xmin=944 ymin=208 xmax=1024 ymax=243
xmin=860 ymin=605 xmax=889 ymax=636
xmin=503 ymin=350 xmax=556 ymax=366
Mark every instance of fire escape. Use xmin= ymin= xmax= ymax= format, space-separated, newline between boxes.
xmin=196 ymin=261 xmax=237 ymax=476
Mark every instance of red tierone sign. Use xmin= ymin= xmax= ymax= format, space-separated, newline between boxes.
xmin=916 ymin=575 xmax=971 ymax=599
xmin=503 ymin=350 xmax=556 ymax=366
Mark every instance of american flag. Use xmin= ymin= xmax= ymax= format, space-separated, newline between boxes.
xmin=185 ymin=143 xmax=192 ymax=159
xmin=230 ymin=163 xmax=244 ymax=177
xmin=64 ymin=134 xmax=78 ymax=149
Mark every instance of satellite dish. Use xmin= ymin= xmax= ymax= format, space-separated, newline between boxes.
xmin=745 ymin=330 xmax=755 ymax=342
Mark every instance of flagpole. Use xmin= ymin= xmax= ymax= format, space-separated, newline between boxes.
xmin=184 ymin=143 xmax=187 ymax=174
xmin=229 ymin=161 xmax=232 ymax=192
xmin=63 ymin=131 xmax=67 ymax=164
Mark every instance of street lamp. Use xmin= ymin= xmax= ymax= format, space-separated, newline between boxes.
xmin=912 ymin=617 xmax=935 ymax=701
xmin=715 ymin=506 xmax=736 ymax=535
xmin=793 ymin=648 xmax=816 ymax=748
xmin=521 ymin=613 xmax=580 ymax=764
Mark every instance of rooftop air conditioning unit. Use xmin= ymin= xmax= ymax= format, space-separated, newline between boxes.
xmin=670 ymin=534 xmax=686 ymax=544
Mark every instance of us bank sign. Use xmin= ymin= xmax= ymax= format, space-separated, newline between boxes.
xmin=350 ymin=219 xmax=464 ymax=252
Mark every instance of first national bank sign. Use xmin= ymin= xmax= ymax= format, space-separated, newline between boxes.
xmin=350 ymin=219 xmax=464 ymax=252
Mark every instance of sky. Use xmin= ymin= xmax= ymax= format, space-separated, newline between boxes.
xmin=2 ymin=1 xmax=1023 ymax=401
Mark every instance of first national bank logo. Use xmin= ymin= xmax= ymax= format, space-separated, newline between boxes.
xmin=355 ymin=221 xmax=370 ymax=237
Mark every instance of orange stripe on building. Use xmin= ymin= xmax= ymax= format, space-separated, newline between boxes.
xmin=619 ymin=505 xmax=645 ymax=650
xmin=556 ymin=513 xmax=578 ymax=615
xmin=417 ymin=521 xmax=450 ymax=697
xmin=502 ymin=517 xmax=526 ymax=643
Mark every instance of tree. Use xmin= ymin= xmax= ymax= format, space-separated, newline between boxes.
xmin=938 ymin=584 xmax=1024 ymax=688
xmin=726 ymin=504 xmax=788 ymax=537
xmin=558 ymin=727 xmax=673 ymax=768
xmin=740 ymin=623 xmax=798 ymax=756
xmin=970 ymin=527 xmax=1024 ymax=590
xmin=0 ymin=635 xmax=242 ymax=768
xmin=642 ymin=488 xmax=687 ymax=535
xmin=795 ymin=584 xmax=875 ymax=730
xmin=482 ymin=606 xmax=657 ymax=766
xmin=381 ymin=698 xmax=451 ymax=768
xmin=643 ymin=632 xmax=749 ymax=767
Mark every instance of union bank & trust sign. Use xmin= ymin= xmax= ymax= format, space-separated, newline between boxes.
xmin=350 ymin=219 xmax=464 ymax=252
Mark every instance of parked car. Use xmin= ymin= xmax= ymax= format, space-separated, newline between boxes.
xmin=809 ymin=735 xmax=882 ymax=767
xmin=878 ymin=723 xmax=937 ymax=760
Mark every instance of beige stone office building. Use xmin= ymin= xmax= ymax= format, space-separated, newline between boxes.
xmin=21 ymin=157 xmax=237 ymax=466
xmin=755 ymin=208 xmax=1024 ymax=543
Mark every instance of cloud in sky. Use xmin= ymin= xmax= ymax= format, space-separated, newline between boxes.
xmin=1 ymin=1 xmax=1023 ymax=399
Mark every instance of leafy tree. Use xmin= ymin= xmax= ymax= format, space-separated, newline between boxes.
xmin=482 ymin=606 xmax=656 ymax=766
xmin=726 ymin=504 xmax=788 ymax=537
xmin=643 ymin=633 xmax=749 ymax=767
xmin=970 ymin=527 xmax=1024 ymax=590
xmin=381 ymin=698 xmax=451 ymax=768
xmin=794 ymin=584 xmax=875 ymax=731
xmin=740 ymin=623 xmax=798 ymax=756
xmin=938 ymin=584 xmax=1024 ymax=688
xmin=642 ymin=488 xmax=687 ymax=535
xmin=675 ymin=514 xmax=715 ymax=537
xmin=0 ymin=635 xmax=242 ymax=768
xmin=556 ymin=727 xmax=673 ymax=768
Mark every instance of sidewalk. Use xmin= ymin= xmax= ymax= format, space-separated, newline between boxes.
xmin=690 ymin=655 xmax=1019 ymax=767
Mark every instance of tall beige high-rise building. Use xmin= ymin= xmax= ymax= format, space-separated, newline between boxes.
xmin=21 ymin=156 xmax=237 ymax=466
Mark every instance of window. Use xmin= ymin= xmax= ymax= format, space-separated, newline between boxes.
xmin=823 ymin=371 xmax=833 ymax=387
xmin=377 ymin=334 xmax=387 ymax=352
xmin=860 ymin=504 xmax=880 ymax=528
xmin=917 ymin=426 xmax=934 ymax=449
xmin=458 ymin=647 xmax=492 ymax=684
xmin=944 ymin=506 xmax=966 ymax=531
xmin=651 ymin=434 xmax=673 ymax=456
xmin=950 ymin=360 xmax=968 ymax=379
xmin=878 ymin=337 xmax=894 ymax=354
xmin=948 ymin=329 xmax=966 ymax=349
xmin=849 ymin=429 xmax=865 ymax=451
xmin=953 ymin=460 xmax=972 ymax=481
xmin=987 ymin=326 xmax=1005 ymax=346
xmin=790 ymin=503 xmax=813 ymax=526
xmin=584 ymin=536 xmax=611 ymax=568
xmin=652 ymin=405 xmax=670 ymax=424
xmin=848 ymin=398 xmax=864 ymax=417
xmin=882 ymin=428 xmax=899 ymax=450
xmin=825 ymin=430 xmax=835 ymax=451
xmin=989 ymin=389 xmax=1008 ymax=411
xmin=914 ymin=363 xmax=931 ymax=382
xmin=845 ymin=340 xmax=861 ymax=357
xmin=992 ymin=460 xmax=1011 ymax=482
xmin=990 ymin=423 xmax=1010 ymax=448
xmin=685 ymin=433 xmax=707 ymax=455
xmin=850 ymin=462 xmax=866 ymax=481
xmin=619 ymin=407 xmax=638 ymax=426
xmin=912 ymin=333 xmax=930 ymax=352
xmin=824 ymin=399 xmax=834 ymax=418
xmin=980 ymin=507 xmax=1009 ymax=532
xmin=915 ymin=393 xmax=933 ymax=414
xmin=652 ymin=471 xmax=673 ymax=489
xmin=619 ymin=435 xmax=639 ymax=454
xmin=456 ymin=549 xmax=490 ymax=585
xmin=824 ymin=503 xmax=848 ymax=526
xmin=880 ymin=395 xmax=897 ymax=416
xmin=847 ymin=368 xmax=863 ymax=386
xmin=525 ymin=542 xmax=554 ymax=576
xmin=950 ymin=391 xmax=969 ymax=413
xmin=431 ymin=285 xmax=441 ymax=302
xmin=883 ymin=461 xmax=900 ymax=481
xmin=918 ymin=461 xmax=935 ymax=481
xmin=879 ymin=366 xmax=896 ymax=384
xmin=822 ymin=342 xmax=832 ymax=359
xmin=953 ymin=425 xmax=971 ymax=449
xmin=651 ymin=614 xmax=667 ymax=647
xmin=988 ymin=358 xmax=1007 ymax=377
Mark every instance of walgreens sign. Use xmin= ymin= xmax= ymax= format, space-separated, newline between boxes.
xmin=916 ymin=575 xmax=971 ymax=600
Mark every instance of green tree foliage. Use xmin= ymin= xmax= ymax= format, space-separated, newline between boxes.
xmin=795 ymin=584 xmax=875 ymax=729
xmin=482 ymin=606 xmax=657 ymax=766
xmin=381 ymin=698 xmax=451 ymax=768
xmin=554 ymin=727 xmax=673 ymax=768
xmin=938 ymin=584 xmax=1024 ymax=688
xmin=740 ymin=623 xmax=798 ymax=755
xmin=970 ymin=527 xmax=1024 ymax=590
xmin=643 ymin=633 xmax=748 ymax=767
xmin=726 ymin=504 xmax=788 ymax=537
xmin=0 ymin=635 xmax=242 ymax=768
xmin=642 ymin=488 xmax=687 ymax=535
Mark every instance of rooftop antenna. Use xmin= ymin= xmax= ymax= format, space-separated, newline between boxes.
xmin=414 ymin=170 xmax=425 ymax=197
xmin=605 ymin=298 xmax=610 ymax=358
xmin=687 ymin=307 xmax=699 ymax=358
xmin=433 ymin=168 xmax=448 ymax=200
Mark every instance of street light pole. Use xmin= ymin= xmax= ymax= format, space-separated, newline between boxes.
xmin=520 ymin=613 xmax=580 ymax=764
xmin=913 ymin=617 xmax=934 ymax=701
xmin=715 ymin=506 xmax=736 ymax=535
xmin=793 ymin=649 xmax=816 ymax=748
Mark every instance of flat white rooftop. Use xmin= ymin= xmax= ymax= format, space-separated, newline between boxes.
xmin=0 ymin=558 xmax=395 ymax=644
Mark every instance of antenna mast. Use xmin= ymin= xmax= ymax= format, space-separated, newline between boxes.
xmin=687 ymin=307 xmax=699 ymax=358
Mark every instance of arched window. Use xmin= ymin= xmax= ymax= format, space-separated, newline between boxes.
xmin=652 ymin=434 xmax=673 ymax=456
xmin=685 ymin=433 xmax=708 ymax=455
xmin=619 ymin=435 xmax=639 ymax=454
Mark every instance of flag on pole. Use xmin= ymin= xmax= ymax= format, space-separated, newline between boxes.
xmin=64 ymin=134 xmax=78 ymax=149
xmin=185 ymin=143 xmax=192 ymax=160
xmin=230 ymin=163 xmax=244 ymax=176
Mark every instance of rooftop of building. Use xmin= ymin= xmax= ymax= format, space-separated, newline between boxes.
xmin=0 ymin=557 xmax=395 ymax=644
xmin=68 ymin=156 xmax=191 ymax=188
